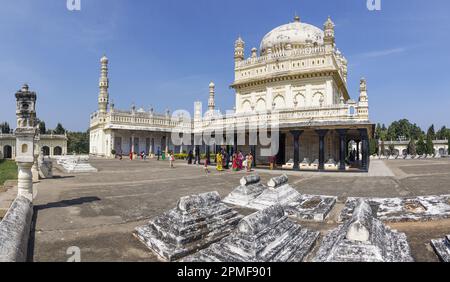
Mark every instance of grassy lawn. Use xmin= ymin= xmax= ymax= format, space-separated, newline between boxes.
xmin=0 ymin=159 xmax=17 ymax=186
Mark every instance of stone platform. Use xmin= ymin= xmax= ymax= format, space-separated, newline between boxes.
xmin=183 ymin=205 xmax=319 ymax=262
xmin=56 ymin=155 xmax=98 ymax=173
xmin=246 ymin=175 xmax=300 ymax=210
xmin=340 ymin=195 xmax=450 ymax=222
xmin=315 ymin=199 xmax=414 ymax=262
xmin=225 ymin=174 xmax=336 ymax=222
xmin=134 ymin=191 xmax=242 ymax=261
xmin=431 ymin=235 xmax=450 ymax=262
xmin=223 ymin=174 xmax=266 ymax=206
xmin=284 ymin=194 xmax=337 ymax=221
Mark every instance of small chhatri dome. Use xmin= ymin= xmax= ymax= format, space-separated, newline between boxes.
xmin=260 ymin=15 xmax=324 ymax=54
xmin=324 ymin=16 xmax=335 ymax=29
xmin=21 ymin=84 xmax=29 ymax=92
xmin=100 ymin=55 xmax=109 ymax=64
xmin=209 ymin=82 xmax=215 ymax=88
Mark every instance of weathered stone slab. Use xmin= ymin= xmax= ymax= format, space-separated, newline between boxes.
xmin=284 ymin=194 xmax=337 ymax=221
xmin=226 ymin=175 xmax=337 ymax=222
xmin=134 ymin=191 xmax=242 ymax=261
xmin=340 ymin=195 xmax=450 ymax=222
xmin=246 ymin=175 xmax=300 ymax=210
xmin=0 ymin=196 xmax=33 ymax=262
xmin=183 ymin=205 xmax=319 ymax=262
xmin=431 ymin=235 xmax=450 ymax=262
xmin=314 ymin=199 xmax=414 ymax=262
xmin=56 ymin=155 xmax=98 ymax=173
xmin=223 ymin=174 xmax=267 ymax=207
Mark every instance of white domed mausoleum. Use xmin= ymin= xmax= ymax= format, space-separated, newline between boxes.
xmin=89 ymin=15 xmax=375 ymax=172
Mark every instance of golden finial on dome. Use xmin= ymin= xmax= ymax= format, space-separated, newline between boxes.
xmin=294 ymin=12 xmax=300 ymax=22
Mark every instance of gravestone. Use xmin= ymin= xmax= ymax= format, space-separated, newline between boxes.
xmin=183 ymin=205 xmax=319 ymax=262
xmin=340 ymin=195 xmax=450 ymax=222
xmin=431 ymin=235 xmax=450 ymax=262
xmin=134 ymin=191 xmax=242 ymax=261
xmin=314 ymin=199 xmax=413 ymax=262
xmin=223 ymin=174 xmax=266 ymax=206
xmin=247 ymin=175 xmax=300 ymax=210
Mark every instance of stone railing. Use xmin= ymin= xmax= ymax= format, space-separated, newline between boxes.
xmin=236 ymin=46 xmax=327 ymax=68
xmin=194 ymin=104 xmax=364 ymax=131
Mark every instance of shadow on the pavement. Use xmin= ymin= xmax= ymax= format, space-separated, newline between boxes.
xmin=27 ymin=196 xmax=101 ymax=261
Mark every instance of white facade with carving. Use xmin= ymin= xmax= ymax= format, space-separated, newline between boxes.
xmin=89 ymin=15 xmax=374 ymax=171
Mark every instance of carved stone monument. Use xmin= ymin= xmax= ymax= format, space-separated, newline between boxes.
xmin=223 ymin=174 xmax=266 ymax=206
xmin=134 ymin=191 xmax=242 ymax=261
xmin=14 ymin=84 xmax=38 ymax=201
xmin=184 ymin=205 xmax=319 ymax=262
xmin=314 ymin=199 xmax=414 ymax=262
xmin=247 ymin=174 xmax=300 ymax=210
xmin=431 ymin=235 xmax=450 ymax=262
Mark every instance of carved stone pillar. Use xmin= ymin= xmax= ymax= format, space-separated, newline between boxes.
xmin=337 ymin=129 xmax=347 ymax=171
xmin=290 ymin=130 xmax=303 ymax=171
xmin=316 ymin=129 xmax=328 ymax=170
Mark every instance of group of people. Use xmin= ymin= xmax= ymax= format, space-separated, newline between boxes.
xmin=203 ymin=149 xmax=253 ymax=174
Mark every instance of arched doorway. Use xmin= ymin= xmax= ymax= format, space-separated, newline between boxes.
xmin=3 ymin=145 xmax=12 ymax=159
xmin=439 ymin=148 xmax=445 ymax=155
xmin=54 ymin=146 xmax=62 ymax=156
xmin=42 ymin=146 xmax=50 ymax=156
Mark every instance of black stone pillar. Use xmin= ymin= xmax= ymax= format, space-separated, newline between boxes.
xmin=233 ymin=133 xmax=238 ymax=154
xmin=316 ymin=129 xmax=328 ymax=170
xmin=290 ymin=130 xmax=303 ymax=171
xmin=206 ymin=144 xmax=210 ymax=165
xmin=250 ymin=145 xmax=257 ymax=168
xmin=195 ymin=145 xmax=200 ymax=164
xmin=359 ymin=129 xmax=369 ymax=171
xmin=356 ymin=141 xmax=360 ymax=161
xmin=337 ymin=129 xmax=347 ymax=171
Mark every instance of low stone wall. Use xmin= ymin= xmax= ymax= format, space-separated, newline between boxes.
xmin=0 ymin=196 xmax=33 ymax=262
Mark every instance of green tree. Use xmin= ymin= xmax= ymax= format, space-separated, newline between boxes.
xmin=67 ymin=130 xmax=90 ymax=154
xmin=408 ymin=139 xmax=416 ymax=155
xmin=426 ymin=125 xmax=435 ymax=155
xmin=436 ymin=126 xmax=448 ymax=140
xmin=0 ymin=122 xmax=11 ymax=134
xmin=416 ymin=136 xmax=426 ymax=155
xmin=427 ymin=124 xmax=435 ymax=140
xmin=369 ymin=139 xmax=378 ymax=156
xmin=53 ymin=123 xmax=66 ymax=135
xmin=38 ymin=121 xmax=46 ymax=134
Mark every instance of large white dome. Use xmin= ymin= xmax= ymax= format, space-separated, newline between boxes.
xmin=260 ymin=16 xmax=324 ymax=54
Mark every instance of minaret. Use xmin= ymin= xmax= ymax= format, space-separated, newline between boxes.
xmin=358 ymin=78 xmax=369 ymax=119
xmin=98 ymin=55 xmax=109 ymax=114
xmin=208 ymin=82 xmax=215 ymax=112
xmin=323 ymin=16 xmax=335 ymax=53
xmin=15 ymin=84 xmax=38 ymax=201
xmin=234 ymin=36 xmax=245 ymax=64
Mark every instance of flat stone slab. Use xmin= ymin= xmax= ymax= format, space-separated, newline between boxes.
xmin=431 ymin=235 xmax=450 ymax=262
xmin=284 ymin=194 xmax=337 ymax=221
xmin=183 ymin=205 xmax=319 ymax=262
xmin=340 ymin=195 xmax=450 ymax=222
xmin=56 ymin=155 xmax=98 ymax=173
xmin=315 ymin=199 xmax=414 ymax=262
xmin=223 ymin=174 xmax=267 ymax=207
xmin=134 ymin=191 xmax=242 ymax=261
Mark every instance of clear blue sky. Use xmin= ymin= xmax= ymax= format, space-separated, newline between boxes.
xmin=0 ymin=0 xmax=449 ymax=132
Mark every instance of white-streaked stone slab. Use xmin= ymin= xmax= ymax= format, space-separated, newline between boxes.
xmin=134 ymin=191 xmax=242 ymax=261
xmin=183 ymin=205 xmax=319 ymax=262
xmin=223 ymin=174 xmax=267 ymax=207
xmin=340 ymin=195 xmax=450 ymax=222
xmin=431 ymin=235 xmax=450 ymax=262
xmin=315 ymin=199 xmax=414 ymax=262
